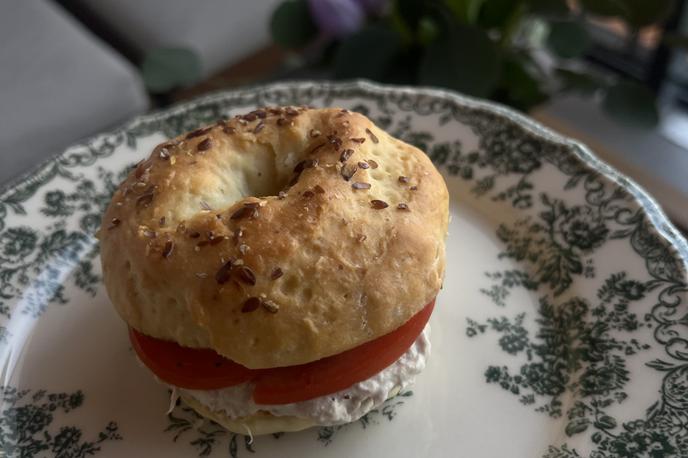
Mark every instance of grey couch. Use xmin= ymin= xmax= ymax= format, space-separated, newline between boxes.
xmin=0 ymin=0 xmax=277 ymax=185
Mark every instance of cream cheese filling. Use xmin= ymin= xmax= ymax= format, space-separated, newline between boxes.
xmin=177 ymin=324 xmax=430 ymax=426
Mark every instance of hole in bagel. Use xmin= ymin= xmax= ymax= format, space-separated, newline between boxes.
xmin=174 ymin=142 xmax=310 ymax=220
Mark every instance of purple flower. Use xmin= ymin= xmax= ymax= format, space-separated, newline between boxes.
xmin=308 ymin=0 xmax=365 ymax=37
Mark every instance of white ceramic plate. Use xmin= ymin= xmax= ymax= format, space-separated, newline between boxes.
xmin=1 ymin=81 xmax=687 ymax=458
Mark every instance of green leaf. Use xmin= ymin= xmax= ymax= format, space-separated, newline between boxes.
xmin=547 ymin=21 xmax=591 ymax=58
xmin=527 ymin=0 xmax=569 ymax=15
xmin=418 ymin=16 xmax=440 ymax=44
xmin=419 ymin=25 xmax=501 ymax=97
xmin=334 ymin=25 xmax=402 ymax=80
xmin=395 ymin=0 xmax=426 ymax=32
xmin=565 ymin=418 xmax=589 ymax=437
xmin=602 ymin=81 xmax=659 ymax=128
xmin=579 ymin=0 xmax=628 ymax=17
xmin=141 ymin=48 xmax=202 ymax=93
xmin=622 ymin=0 xmax=674 ymax=28
xmin=555 ymin=68 xmax=604 ymax=96
xmin=477 ymin=0 xmax=522 ymax=29
xmin=445 ymin=0 xmax=486 ymax=24
xmin=498 ymin=54 xmax=548 ymax=110
xmin=270 ymin=0 xmax=317 ymax=48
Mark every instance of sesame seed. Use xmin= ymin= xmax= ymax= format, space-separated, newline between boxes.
xmin=410 ymin=185 xmax=418 ymax=191
xmin=253 ymin=121 xmax=265 ymax=133
xmin=186 ymin=127 xmax=212 ymax=139
xmin=142 ymin=228 xmax=157 ymax=238
xmin=341 ymin=165 xmax=357 ymax=181
xmin=223 ymin=125 xmax=236 ymax=135
xmin=197 ymin=138 xmax=212 ymax=152
xmin=314 ymin=185 xmax=325 ymax=194
xmin=397 ymin=203 xmax=409 ymax=211
xmin=352 ymin=182 xmax=371 ymax=190
xmin=351 ymin=137 xmax=366 ymax=144
xmin=328 ymin=135 xmax=343 ymax=149
xmin=107 ymin=218 xmax=120 ymax=230
xmin=270 ymin=267 xmax=283 ymax=280
xmin=277 ymin=117 xmax=292 ymax=126
xmin=254 ymin=110 xmax=267 ymax=119
xmin=159 ymin=217 xmax=166 ymax=227
xmin=398 ymin=176 xmax=409 ymax=184
xmin=243 ymin=113 xmax=257 ymax=121
xmin=278 ymin=191 xmax=287 ymax=200
xmin=136 ymin=192 xmax=154 ymax=207
xmin=239 ymin=243 xmax=249 ymax=254
xmin=358 ymin=161 xmax=369 ymax=169
xmin=357 ymin=234 xmax=367 ymax=242
xmin=309 ymin=129 xmax=321 ymax=138
xmin=365 ymin=128 xmax=379 ymax=144
xmin=285 ymin=107 xmax=299 ymax=117
xmin=235 ymin=265 xmax=256 ymax=285
xmin=189 ymin=231 xmax=201 ymax=238
xmin=242 ymin=297 xmax=261 ymax=313
xmin=370 ymin=199 xmax=389 ymax=209
xmin=302 ymin=190 xmax=315 ymax=198
xmin=134 ymin=163 xmax=150 ymax=179
xmin=195 ymin=272 xmax=208 ymax=279
xmin=368 ymin=159 xmax=379 ymax=169
xmin=162 ymin=240 xmax=174 ymax=258
xmin=262 ymin=300 xmax=279 ymax=313
xmin=200 ymin=200 xmax=212 ymax=211
xmin=339 ymin=149 xmax=354 ymax=162
xmin=159 ymin=148 xmax=170 ymax=160
xmin=230 ymin=204 xmax=258 ymax=220
xmin=215 ymin=259 xmax=234 ymax=284
xmin=293 ymin=159 xmax=318 ymax=174
xmin=209 ymin=236 xmax=226 ymax=245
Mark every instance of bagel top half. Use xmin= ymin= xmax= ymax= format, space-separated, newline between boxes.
xmin=100 ymin=106 xmax=448 ymax=369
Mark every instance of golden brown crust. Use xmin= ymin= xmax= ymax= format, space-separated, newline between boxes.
xmin=180 ymin=394 xmax=316 ymax=435
xmin=100 ymin=107 xmax=448 ymax=368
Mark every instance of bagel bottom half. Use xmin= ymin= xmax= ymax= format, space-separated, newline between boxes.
xmin=180 ymin=394 xmax=316 ymax=436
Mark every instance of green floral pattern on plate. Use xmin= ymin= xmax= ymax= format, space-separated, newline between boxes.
xmin=0 ymin=387 xmax=120 ymax=457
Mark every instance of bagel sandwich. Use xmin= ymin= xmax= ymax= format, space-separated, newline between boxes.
xmin=99 ymin=106 xmax=449 ymax=435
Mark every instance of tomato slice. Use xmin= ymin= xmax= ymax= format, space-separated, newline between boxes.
xmin=129 ymin=299 xmax=435 ymax=402
xmin=252 ymin=300 xmax=434 ymax=405
xmin=129 ymin=328 xmax=257 ymax=390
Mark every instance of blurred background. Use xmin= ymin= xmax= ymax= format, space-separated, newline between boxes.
xmin=1 ymin=0 xmax=686 ymax=230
